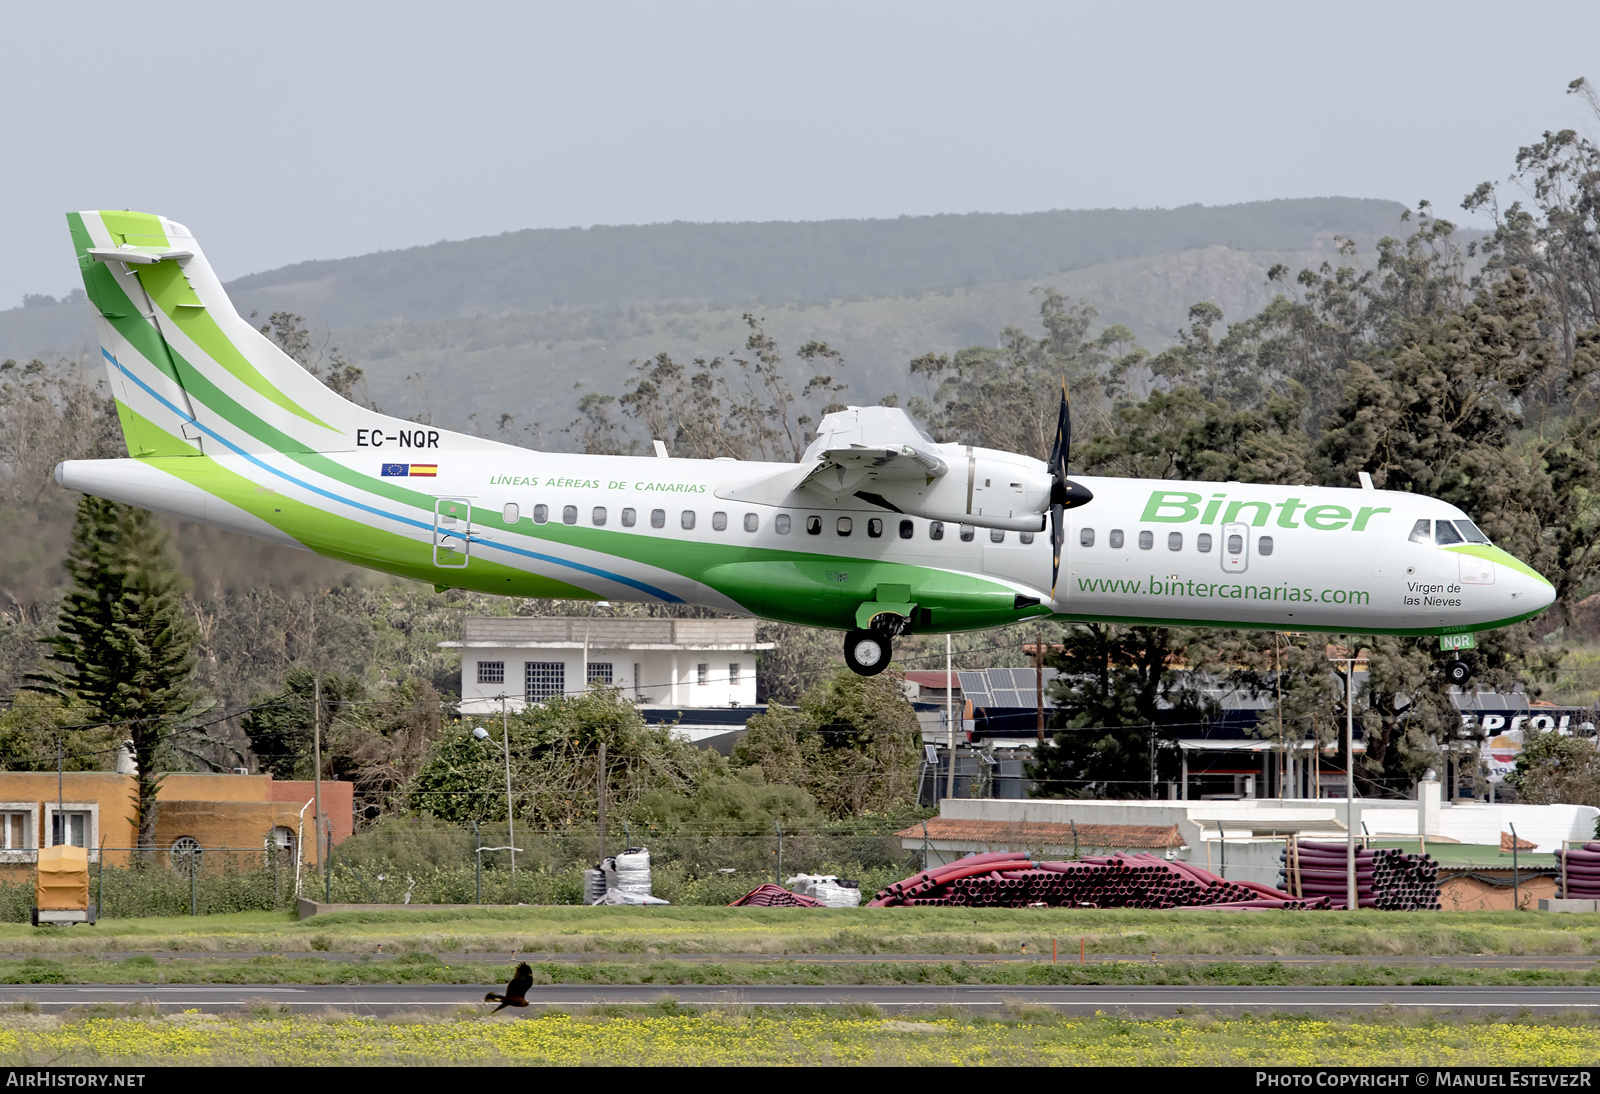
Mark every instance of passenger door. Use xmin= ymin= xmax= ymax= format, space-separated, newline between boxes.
xmin=1221 ymin=521 xmax=1249 ymax=574
xmin=433 ymin=498 xmax=471 ymax=568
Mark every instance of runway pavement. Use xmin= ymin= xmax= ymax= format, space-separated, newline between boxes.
xmin=2 ymin=983 xmax=1598 ymax=1015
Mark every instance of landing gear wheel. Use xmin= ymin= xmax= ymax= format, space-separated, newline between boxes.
xmin=844 ymin=629 xmax=891 ymax=676
xmin=1446 ymin=660 xmax=1473 ymax=686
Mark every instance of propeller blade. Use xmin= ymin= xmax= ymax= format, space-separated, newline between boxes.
xmin=1047 ymin=379 xmax=1070 ymax=481
xmin=1049 ymin=502 xmax=1064 ymax=599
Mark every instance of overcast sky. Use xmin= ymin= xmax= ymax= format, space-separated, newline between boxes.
xmin=3 ymin=0 xmax=1597 ymax=306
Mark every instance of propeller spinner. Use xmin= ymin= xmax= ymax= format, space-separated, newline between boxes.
xmin=1047 ymin=380 xmax=1093 ymax=598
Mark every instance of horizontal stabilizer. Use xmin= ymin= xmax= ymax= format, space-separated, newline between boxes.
xmin=87 ymin=246 xmax=195 ymax=265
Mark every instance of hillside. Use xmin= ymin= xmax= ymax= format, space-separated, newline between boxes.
xmin=343 ymin=245 xmax=1339 ymax=438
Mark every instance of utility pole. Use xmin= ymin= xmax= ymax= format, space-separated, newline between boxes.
xmin=312 ymin=675 xmax=323 ymax=894
xmin=502 ymin=722 xmax=515 ymax=876
xmin=596 ymin=740 xmax=608 ymax=864
xmin=1035 ymin=626 xmax=1045 ymax=742
xmin=1326 ymin=646 xmax=1362 ymax=912
xmin=945 ymin=635 xmax=955 ymax=801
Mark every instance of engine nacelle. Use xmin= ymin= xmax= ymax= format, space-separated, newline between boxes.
xmin=871 ymin=445 xmax=1051 ymax=532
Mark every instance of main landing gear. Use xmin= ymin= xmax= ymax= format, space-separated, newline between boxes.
xmin=844 ymin=629 xmax=892 ymax=676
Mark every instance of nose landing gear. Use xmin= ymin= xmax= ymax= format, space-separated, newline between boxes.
xmin=1446 ymin=660 xmax=1473 ymax=686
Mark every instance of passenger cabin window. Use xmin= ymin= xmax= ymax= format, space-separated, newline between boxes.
xmin=712 ymin=511 xmax=728 ymax=531
xmin=1227 ymin=533 xmax=1244 ymax=554
xmin=959 ymin=525 xmax=975 ymax=542
xmin=681 ymin=511 xmax=696 ymax=530
xmin=650 ymin=509 xmax=666 ymax=529
xmin=1080 ymin=528 xmax=1094 ymax=547
xmin=562 ymin=505 xmax=578 ymax=526
xmin=1197 ymin=533 xmax=1212 ymax=553
xmin=1168 ymin=532 xmax=1182 ymax=551
xmin=836 ymin=517 xmax=852 ymax=536
xmin=899 ymin=520 xmax=913 ymax=539
xmin=806 ymin=516 xmax=822 ymax=535
xmin=533 ymin=504 xmax=549 ymax=524
xmin=1409 ymin=519 xmax=1431 ymax=544
xmin=868 ymin=518 xmax=882 ymax=538
xmin=1138 ymin=530 xmax=1153 ymax=550
xmin=1020 ymin=531 xmax=1034 ymax=544
xmin=1434 ymin=520 xmax=1464 ymax=545
xmin=775 ymin=513 xmax=791 ymax=534
xmin=592 ymin=506 xmax=607 ymax=526
xmin=502 ymin=503 xmax=519 ymax=523
xmin=744 ymin=513 xmax=759 ymax=532
xmin=1109 ymin=529 xmax=1124 ymax=549
xmin=930 ymin=521 xmax=945 ymax=540
xmin=990 ymin=528 xmax=1005 ymax=543
xmin=1259 ymin=535 xmax=1274 ymax=556
xmin=1457 ymin=519 xmax=1491 ymax=544
xmin=621 ymin=508 xmax=636 ymax=527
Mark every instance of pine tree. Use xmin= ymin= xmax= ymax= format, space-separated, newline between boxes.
xmin=28 ymin=496 xmax=200 ymax=847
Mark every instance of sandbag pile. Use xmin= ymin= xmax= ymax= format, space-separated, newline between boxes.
xmin=728 ymin=883 xmax=824 ymax=907
xmin=868 ymin=851 xmax=1331 ymax=910
xmin=1555 ymin=841 xmax=1600 ymax=899
xmin=785 ymin=874 xmax=862 ymax=908
xmin=1279 ymin=839 xmax=1440 ymax=910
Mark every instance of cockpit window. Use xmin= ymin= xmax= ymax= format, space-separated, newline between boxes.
xmin=1456 ymin=519 xmax=1491 ymax=544
xmin=1408 ymin=519 xmax=1431 ymax=544
xmin=1434 ymin=520 xmax=1464 ymax=546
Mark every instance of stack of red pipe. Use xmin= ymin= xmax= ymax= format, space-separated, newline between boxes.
xmin=1555 ymin=842 xmax=1600 ymax=899
xmin=1278 ymin=840 xmax=1440 ymax=910
xmin=868 ymin=851 xmax=1333 ymax=910
xmin=728 ymin=883 xmax=824 ymax=907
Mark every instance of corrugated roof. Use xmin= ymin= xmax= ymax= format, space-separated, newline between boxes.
xmin=894 ymin=818 xmax=1184 ymax=849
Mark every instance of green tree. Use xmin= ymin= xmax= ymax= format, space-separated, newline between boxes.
xmin=239 ymin=669 xmax=361 ymax=781
xmin=26 ymin=496 xmax=204 ymax=846
xmin=734 ymin=670 xmax=921 ymax=817
xmin=1027 ymin=624 xmax=1209 ymax=798
xmin=1507 ymin=729 xmax=1600 ymax=808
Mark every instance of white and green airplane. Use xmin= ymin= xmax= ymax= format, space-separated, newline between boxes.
xmin=53 ymin=210 xmax=1556 ymax=676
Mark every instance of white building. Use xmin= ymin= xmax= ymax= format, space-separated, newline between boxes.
xmin=446 ymin=616 xmax=773 ymax=716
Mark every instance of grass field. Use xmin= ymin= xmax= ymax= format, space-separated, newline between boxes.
xmin=0 ymin=1007 xmax=1592 ymax=1066
xmin=2 ymin=906 xmax=1597 ymax=959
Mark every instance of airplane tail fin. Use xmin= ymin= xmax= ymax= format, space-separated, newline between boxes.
xmin=68 ymin=210 xmax=360 ymax=457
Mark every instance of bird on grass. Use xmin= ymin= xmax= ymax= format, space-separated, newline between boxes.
xmin=485 ymin=962 xmax=533 ymax=1012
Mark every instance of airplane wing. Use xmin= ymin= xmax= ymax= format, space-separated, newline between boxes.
xmin=794 ymin=407 xmax=949 ymax=503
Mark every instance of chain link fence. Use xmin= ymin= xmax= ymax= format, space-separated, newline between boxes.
xmin=0 ymin=820 xmax=923 ymax=920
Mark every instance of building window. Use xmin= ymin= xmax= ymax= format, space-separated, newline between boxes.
xmin=0 ymin=812 xmax=27 ymax=850
xmin=744 ymin=513 xmax=759 ymax=532
xmin=681 ymin=511 xmax=696 ymax=530
xmin=587 ymin=662 xmax=614 ymax=685
xmin=868 ymin=518 xmax=883 ymax=538
xmin=266 ymin=826 xmax=295 ymax=863
xmin=651 ymin=509 xmax=666 ymax=529
xmin=837 ymin=517 xmax=852 ymax=536
xmin=990 ymin=528 xmax=1005 ymax=543
xmin=775 ymin=513 xmax=791 ymax=534
xmin=633 ymin=663 xmax=642 ymax=698
xmin=729 ymin=663 xmax=741 ymax=685
xmin=1109 ymin=529 xmax=1124 ymax=549
xmin=930 ymin=521 xmax=944 ymax=540
xmin=502 ymin=502 xmax=519 ymax=523
xmin=697 ymin=663 xmax=709 ymax=686
xmin=592 ymin=506 xmax=607 ymax=526
xmin=806 ymin=516 xmax=822 ymax=535
xmin=562 ymin=505 xmax=577 ymax=525
xmin=959 ymin=525 xmax=974 ymax=542
xmin=525 ymin=662 xmax=565 ymax=701
xmin=712 ymin=511 xmax=728 ymax=531
xmin=533 ymin=504 xmax=548 ymax=524
xmin=1168 ymin=532 xmax=1182 ymax=551
xmin=51 ymin=812 xmax=88 ymax=848
xmin=1138 ymin=530 xmax=1153 ymax=550
xmin=1197 ymin=533 xmax=1212 ymax=553
xmin=621 ymin=508 xmax=636 ymax=527
xmin=899 ymin=520 xmax=913 ymax=539
xmin=477 ymin=661 xmax=505 ymax=685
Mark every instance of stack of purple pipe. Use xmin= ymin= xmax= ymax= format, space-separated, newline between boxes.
xmin=1278 ymin=839 xmax=1440 ymax=910
xmin=1555 ymin=841 xmax=1600 ymax=899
